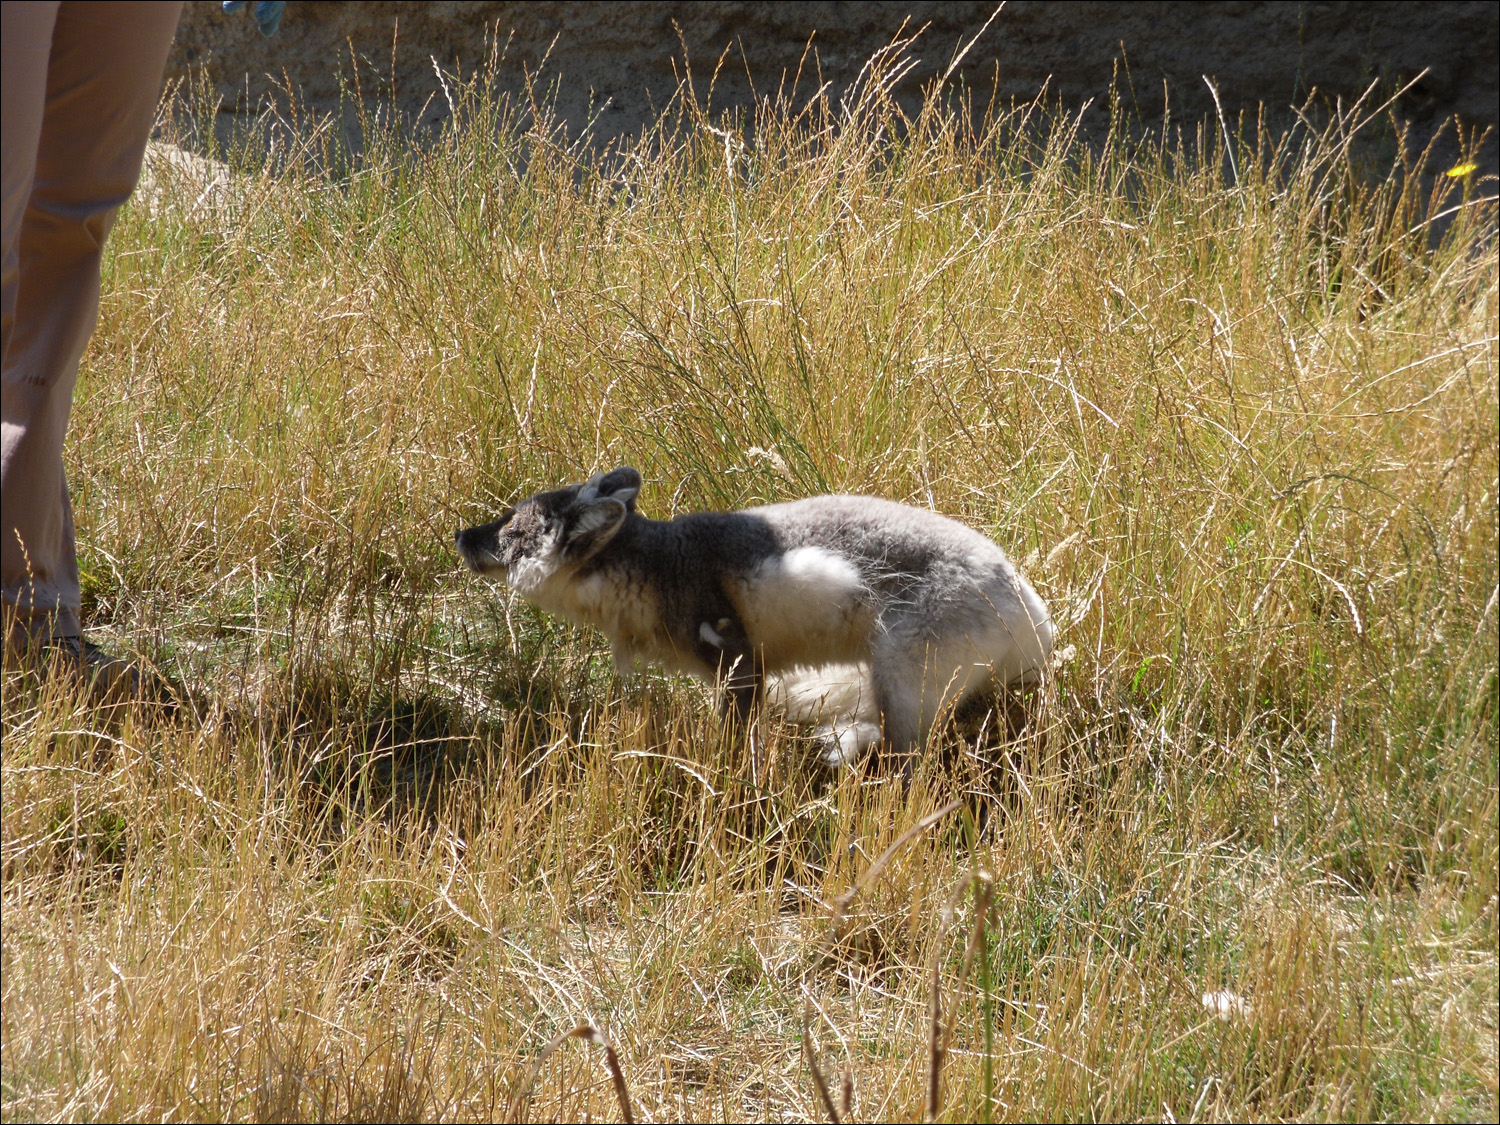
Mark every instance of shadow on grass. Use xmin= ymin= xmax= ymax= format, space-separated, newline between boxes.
xmin=218 ymin=662 xmax=513 ymax=827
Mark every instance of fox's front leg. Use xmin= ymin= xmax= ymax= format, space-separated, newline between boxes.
xmin=697 ymin=613 xmax=769 ymax=786
xmin=697 ymin=614 xmax=763 ymax=722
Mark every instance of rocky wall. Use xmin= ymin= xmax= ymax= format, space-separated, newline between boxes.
xmin=167 ymin=2 xmax=1497 ymax=159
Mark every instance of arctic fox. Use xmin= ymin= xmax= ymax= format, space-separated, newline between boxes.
xmin=455 ymin=467 xmax=1055 ymax=768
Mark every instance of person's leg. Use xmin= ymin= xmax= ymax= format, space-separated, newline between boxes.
xmin=1 ymin=0 xmax=62 ymax=423
xmin=1 ymin=0 xmax=63 ymax=650
xmin=1 ymin=0 xmax=182 ymax=647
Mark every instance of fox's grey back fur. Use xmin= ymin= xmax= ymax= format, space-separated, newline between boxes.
xmin=456 ymin=467 xmax=1054 ymax=768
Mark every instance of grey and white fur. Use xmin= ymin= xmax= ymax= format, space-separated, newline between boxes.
xmin=455 ymin=467 xmax=1055 ymax=769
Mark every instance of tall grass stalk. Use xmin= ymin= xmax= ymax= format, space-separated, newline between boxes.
xmin=3 ymin=35 xmax=1496 ymax=1122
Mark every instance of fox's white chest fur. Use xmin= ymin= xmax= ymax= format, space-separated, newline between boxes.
xmin=456 ymin=468 xmax=1056 ymax=770
xmin=530 ymin=564 xmax=679 ymax=673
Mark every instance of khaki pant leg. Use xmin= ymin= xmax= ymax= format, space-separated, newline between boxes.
xmin=1 ymin=2 xmax=61 ymax=402
xmin=1 ymin=0 xmax=182 ymax=641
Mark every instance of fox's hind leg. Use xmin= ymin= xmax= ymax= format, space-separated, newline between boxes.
xmin=872 ymin=630 xmax=996 ymax=776
xmin=870 ymin=636 xmax=928 ymax=776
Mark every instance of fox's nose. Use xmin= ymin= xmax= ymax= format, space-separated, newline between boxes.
xmin=456 ymin=512 xmax=514 ymax=562
xmin=454 ymin=526 xmax=494 ymax=573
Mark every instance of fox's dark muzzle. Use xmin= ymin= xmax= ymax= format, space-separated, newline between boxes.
xmin=454 ymin=524 xmax=489 ymax=555
xmin=455 ymin=511 xmax=514 ymax=572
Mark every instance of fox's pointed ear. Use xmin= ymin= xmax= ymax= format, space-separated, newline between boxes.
xmin=564 ymin=497 xmax=628 ymax=559
xmin=582 ymin=466 xmax=642 ymax=511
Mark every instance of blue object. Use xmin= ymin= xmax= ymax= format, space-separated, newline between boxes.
xmin=222 ymin=1 xmax=285 ymax=38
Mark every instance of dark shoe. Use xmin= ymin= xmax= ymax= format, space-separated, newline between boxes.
xmin=4 ymin=632 xmax=145 ymax=702
xmin=4 ymin=629 xmax=180 ymax=708
xmin=46 ymin=636 xmax=145 ymax=700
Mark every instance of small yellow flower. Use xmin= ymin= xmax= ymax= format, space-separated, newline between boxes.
xmin=1445 ymin=162 xmax=1478 ymax=178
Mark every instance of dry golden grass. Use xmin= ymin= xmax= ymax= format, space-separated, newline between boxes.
xmin=3 ymin=37 xmax=1496 ymax=1122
